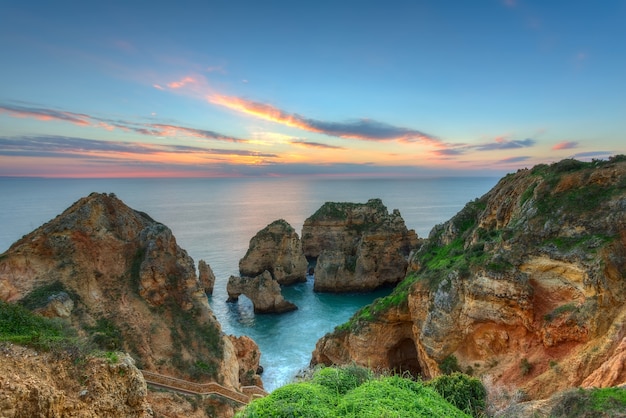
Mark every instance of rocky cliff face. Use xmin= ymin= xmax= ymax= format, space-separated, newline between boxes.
xmin=0 ymin=343 xmax=152 ymax=417
xmin=239 ymin=219 xmax=308 ymax=285
xmin=227 ymin=271 xmax=297 ymax=313
xmin=312 ymin=157 xmax=626 ymax=405
xmin=0 ymin=193 xmax=261 ymax=393
xmin=302 ymin=198 xmax=419 ymax=292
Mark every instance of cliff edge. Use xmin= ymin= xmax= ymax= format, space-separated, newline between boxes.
xmin=311 ymin=156 xmax=626 ymax=409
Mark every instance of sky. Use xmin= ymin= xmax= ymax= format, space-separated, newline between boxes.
xmin=0 ymin=0 xmax=624 ymax=178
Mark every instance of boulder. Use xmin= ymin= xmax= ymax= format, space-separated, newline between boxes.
xmin=227 ymin=271 xmax=297 ymax=314
xmin=239 ymin=219 xmax=308 ymax=285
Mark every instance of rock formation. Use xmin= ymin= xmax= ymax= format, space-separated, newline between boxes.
xmin=227 ymin=271 xmax=297 ymax=314
xmin=198 ymin=259 xmax=216 ymax=295
xmin=239 ymin=219 xmax=308 ymax=285
xmin=229 ymin=335 xmax=264 ymax=387
xmin=0 ymin=344 xmax=152 ymax=417
xmin=311 ymin=156 xmax=626 ymax=406
xmin=301 ymin=198 xmax=419 ymax=292
xmin=0 ymin=193 xmax=262 ymax=395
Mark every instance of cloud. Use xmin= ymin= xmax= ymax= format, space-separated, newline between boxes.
xmin=0 ymin=104 xmax=91 ymax=126
xmin=572 ymin=151 xmax=614 ymax=160
xmin=496 ymin=156 xmax=532 ymax=164
xmin=552 ymin=141 xmax=578 ymax=150
xmin=167 ymin=76 xmax=197 ymax=89
xmin=0 ymin=135 xmax=275 ymax=158
xmin=473 ymin=138 xmax=535 ymax=151
xmin=208 ymin=94 xmax=439 ymax=144
xmin=0 ymin=102 xmax=247 ymax=143
xmin=290 ymin=140 xmax=346 ymax=150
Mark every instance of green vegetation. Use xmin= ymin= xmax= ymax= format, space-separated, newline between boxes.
xmin=168 ymin=301 xmax=224 ymax=381
xmin=85 ymin=317 xmax=124 ymax=351
xmin=19 ymin=281 xmax=79 ymax=311
xmin=549 ymin=387 xmax=626 ymax=417
xmin=0 ymin=300 xmax=78 ymax=351
xmin=439 ymin=354 xmax=462 ymax=375
xmin=544 ymin=303 xmax=579 ymax=322
xmin=427 ymin=373 xmax=487 ymax=417
xmin=238 ymin=365 xmax=480 ymax=418
xmin=519 ymin=358 xmax=532 ymax=376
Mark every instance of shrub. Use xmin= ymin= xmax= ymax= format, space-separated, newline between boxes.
xmin=427 ymin=372 xmax=487 ymax=417
xmin=440 ymin=354 xmax=461 ymax=375
xmin=312 ymin=364 xmax=372 ymax=395
xmin=520 ymin=358 xmax=532 ymax=376
xmin=338 ymin=376 xmax=470 ymax=417
xmin=238 ymin=382 xmax=336 ymax=418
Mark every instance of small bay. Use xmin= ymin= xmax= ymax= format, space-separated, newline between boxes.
xmin=0 ymin=176 xmax=498 ymax=390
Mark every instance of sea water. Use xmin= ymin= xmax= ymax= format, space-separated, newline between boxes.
xmin=0 ymin=176 xmax=499 ymax=390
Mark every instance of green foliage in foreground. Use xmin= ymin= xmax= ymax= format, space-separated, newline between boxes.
xmin=0 ymin=300 xmax=78 ymax=351
xmin=548 ymin=386 xmax=626 ymax=417
xmin=237 ymin=365 xmax=482 ymax=418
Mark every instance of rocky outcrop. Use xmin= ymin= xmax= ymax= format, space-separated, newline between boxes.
xmin=0 ymin=193 xmax=261 ymax=394
xmin=0 ymin=343 xmax=152 ymax=417
xmin=302 ymin=198 xmax=419 ymax=292
xmin=198 ymin=259 xmax=215 ymax=295
xmin=311 ymin=157 xmax=626 ymax=405
xmin=229 ymin=335 xmax=264 ymax=388
xmin=227 ymin=271 xmax=297 ymax=314
xmin=239 ymin=219 xmax=308 ymax=285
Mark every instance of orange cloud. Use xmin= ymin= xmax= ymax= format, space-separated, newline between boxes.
xmin=552 ymin=141 xmax=578 ymax=150
xmin=208 ymin=94 xmax=439 ymax=144
xmin=167 ymin=76 xmax=196 ymax=89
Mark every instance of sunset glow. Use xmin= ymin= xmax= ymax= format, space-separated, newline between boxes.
xmin=0 ymin=1 xmax=624 ymax=178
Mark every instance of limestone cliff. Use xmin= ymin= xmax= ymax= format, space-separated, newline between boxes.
xmin=302 ymin=198 xmax=419 ymax=292
xmin=311 ymin=156 xmax=626 ymax=405
xmin=0 ymin=343 xmax=152 ymax=417
xmin=239 ymin=219 xmax=308 ymax=285
xmin=0 ymin=193 xmax=262 ymax=393
xmin=198 ymin=259 xmax=215 ymax=295
xmin=227 ymin=271 xmax=297 ymax=314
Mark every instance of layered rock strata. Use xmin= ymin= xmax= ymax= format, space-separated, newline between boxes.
xmin=227 ymin=271 xmax=297 ymax=314
xmin=312 ymin=157 xmax=626 ymax=405
xmin=302 ymin=198 xmax=419 ymax=292
xmin=0 ymin=193 xmax=262 ymax=393
xmin=239 ymin=219 xmax=308 ymax=285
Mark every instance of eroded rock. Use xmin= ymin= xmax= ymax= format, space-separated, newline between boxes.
xmin=239 ymin=219 xmax=308 ymax=285
xmin=302 ymin=199 xmax=419 ymax=292
xmin=227 ymin=271 xmax=297 ymax=314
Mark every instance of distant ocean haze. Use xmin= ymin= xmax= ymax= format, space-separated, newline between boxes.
xmin=0 ymin=176 xmax=498 ymax=390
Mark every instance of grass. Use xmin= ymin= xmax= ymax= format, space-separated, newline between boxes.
xmin=0 ymin=300 xmax=80 ymax=352
xmin=549 ymin=386 xmax=626 ymax=417
xmin=237 ymin=365 xmax=479 ymax=418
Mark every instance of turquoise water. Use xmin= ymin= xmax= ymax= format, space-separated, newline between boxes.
xmin=0 ymin=176 xmax=498 ymax=390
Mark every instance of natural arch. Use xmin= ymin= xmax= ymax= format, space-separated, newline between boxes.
xmin=387 ymin=338 xmax=422 ymax=378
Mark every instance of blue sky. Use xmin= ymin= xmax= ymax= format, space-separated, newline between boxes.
xmin=0 ymin=0 xmax=624 ymax=177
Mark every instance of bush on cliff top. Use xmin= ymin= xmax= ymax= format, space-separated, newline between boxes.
xmin=237 ymin=365 xmax=476 ymax=418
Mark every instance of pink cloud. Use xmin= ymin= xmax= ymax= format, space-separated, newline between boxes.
xmin=167 ymin=76 xmax=197 ymax=89
xmin=552 ymin=141 xmax=579 ymax=150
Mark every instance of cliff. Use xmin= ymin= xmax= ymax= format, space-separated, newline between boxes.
xmin=302 ymin=198 xmax=419 ymax=292
xmin=0 ymin=193 xmax=262 ymax=394
xmin=311 ymin=156 xmax=626 ymax=407
xmin=0 ymin=343 xmax=152 ymax=417
xmin=239 ymin=219 xmax=308 ymax=285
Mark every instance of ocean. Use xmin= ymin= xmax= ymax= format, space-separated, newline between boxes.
xmin=0 ymin=176 xmax=499 ymax=390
